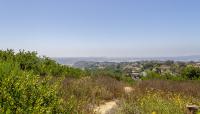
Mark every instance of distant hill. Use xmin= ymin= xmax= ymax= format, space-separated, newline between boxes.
xmin=53 ymin=55 xmax=200 ymax=66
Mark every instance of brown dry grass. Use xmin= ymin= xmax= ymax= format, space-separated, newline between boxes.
xmin=60 ymin=76 xmax=125 ymax=113
xmin=138 ymin=80 xmax=200 ymax=98
xmin=117 ymin=80 xmax=200 ymax=114
xmin=59 ymin=77 xmax=200 ymax=114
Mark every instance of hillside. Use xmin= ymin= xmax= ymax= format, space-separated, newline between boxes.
xmin=0 ymin=49 xmax=200 ymax=114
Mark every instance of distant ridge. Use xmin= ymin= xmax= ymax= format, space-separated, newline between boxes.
xmin=53 ymin=55 xmax=200 ymax=65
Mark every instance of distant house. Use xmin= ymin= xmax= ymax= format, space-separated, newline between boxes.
xmin=122 ymin=63 xmax=144 ymax=80
xmin=131 ymin=67 xmax=142 ymax=80
xmin=159 ymin=65 xmax=171 ymax=73
xmin=194 ymin=62 xmax=200 ymax=68
xmin=131 ymin=72 xmax=140 ymax=80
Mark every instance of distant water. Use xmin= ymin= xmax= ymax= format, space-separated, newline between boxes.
xmin=53 ymin=56 xmax=200 ymax=66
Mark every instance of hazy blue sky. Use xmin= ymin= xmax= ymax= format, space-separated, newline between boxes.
xmin=0 ymin=0 xmax=200 ymax=57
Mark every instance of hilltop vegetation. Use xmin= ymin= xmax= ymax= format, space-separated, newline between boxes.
xmin=1 ymin=49 xmax=200 ymax=114
xmin=0 ymin=49 xmax=87 ymax=78
xmin=0 ymin=49 xmax=88 ymax=113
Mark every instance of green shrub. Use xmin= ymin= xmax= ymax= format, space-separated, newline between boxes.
xmin=0 ymin=62 xmax=63 ymax=113
xmin=0 ymin=49 xmax=87 ymax=78
xmin=182 ymin=65 xmax=200 ymax=80
xmin=141 ymin=71 xmax=161 ymax=80
xmin=142 ymin=70 xmax=185 ymax=81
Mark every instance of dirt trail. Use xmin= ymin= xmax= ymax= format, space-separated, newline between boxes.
xmin=93 ymin=86 xmax=134 ymax=114
xmin=93 ymin=100 xmax=119 ymax=114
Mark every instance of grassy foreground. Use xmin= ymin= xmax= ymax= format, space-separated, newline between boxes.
xmin=59 ymin=77 xmax=200 ymax=114
xmin=117 ymin=80 xmax=200 ymax=114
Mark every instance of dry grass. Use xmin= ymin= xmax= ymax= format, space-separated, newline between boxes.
xmin=117 ymin=79 xmax=200 ymax=114
xmin=58 ymin=77 xmax=200 ymax=114
xmin=60 ymin=76 xmax=125 ymax=113
xmin=138 ymin=80 xmax=200 ymax=98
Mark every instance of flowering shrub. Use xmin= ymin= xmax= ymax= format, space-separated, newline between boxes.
xmin=0 ymin=62 xmax=64 ymax=113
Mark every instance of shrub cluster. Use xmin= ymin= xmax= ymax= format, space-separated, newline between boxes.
xmin=181 ymin=65 xmax=200 ymax=80
xmin=0 ymin=49 xmax=86 ymax=78
xmin=0 ymin=49 xmax=88 ymax=113
xmin=0 ymin=61 xmax=63 ymax=113
xmin=142 ymin=65 xmax=200 ymax=81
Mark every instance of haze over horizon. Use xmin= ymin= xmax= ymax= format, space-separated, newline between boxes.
xmin=1 ymin=0 xmax=200 ymax=57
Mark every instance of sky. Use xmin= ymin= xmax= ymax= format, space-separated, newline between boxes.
xmin=0 ymin=0 xmax=200 ymax=57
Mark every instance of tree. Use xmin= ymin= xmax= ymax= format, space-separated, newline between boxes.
xmin=182 ymin=65 xmax=200 ymax=80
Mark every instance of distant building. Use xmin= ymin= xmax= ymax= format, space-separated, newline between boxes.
xmin=131 ymin=67 xmax=142 ymax=80
xmin=194 ymin=62 xmax=200 ymax=68
xmin=131 ymin=73 xmax=140 ymax=80
xmin=159 ymin=65 xmax=171 ymax=73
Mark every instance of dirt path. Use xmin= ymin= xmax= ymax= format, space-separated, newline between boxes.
xmin=93 ymin=86 xmax=134 ymax=114
xmin=93 ymin=100 xmax=119 ymax=114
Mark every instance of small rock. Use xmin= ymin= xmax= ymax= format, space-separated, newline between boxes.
xmin=124 ymin=86 xmax=134 ymax=94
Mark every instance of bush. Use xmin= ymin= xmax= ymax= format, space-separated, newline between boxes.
xmin=0 ymin=62 xmax=63 ymax=113
xmin=142 ymin=70 xmax=185 ymax=81
xmin=182 ymin=65 xmax=200 ymax=80
xmin=141 ymin=71 xmax=162 ymax=80
xmin=0 ymin=49 xmax=87 ymax=78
